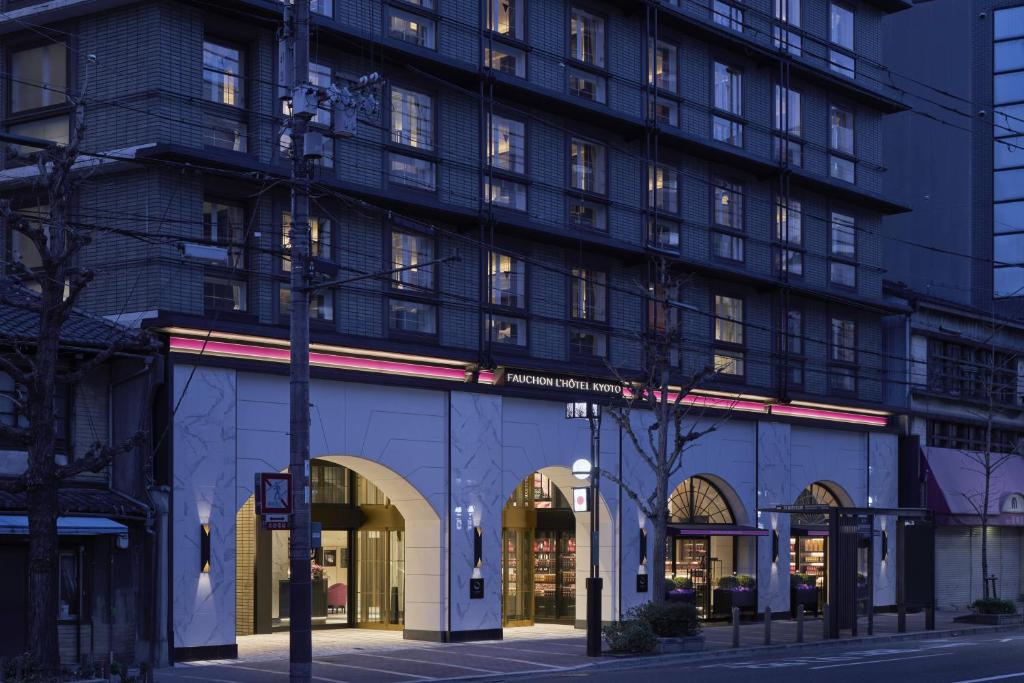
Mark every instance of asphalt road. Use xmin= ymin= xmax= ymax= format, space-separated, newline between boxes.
xmin=528 ymin=633 xmax=1024 ymax=683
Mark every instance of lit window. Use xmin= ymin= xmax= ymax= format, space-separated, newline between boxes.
xmin=489 ymin=251 xmax=526 ymax=309
xmin=391 ymin=231 xmax=434 ymax=292
xmin=388 ymin=7 xmax=436 ymax=49
xmin=389 ymin=87 xmax=436 ymax=190
xmin=648 ymin=164 xmax=679 ymax=214
xmin=773 ymin=0 xmax=801 ymax=55
xmin=570 ymin=138 xmax=606 ymax=194
xmin=714 ymin=294 xmax=744 ymax=376
xmin=281 ymin=214 xmax=331 ymax=271
xmin=712 ymin=63 xmax=743 ymax=146
xmin=569 ymin=8 xmax=606 ymax=103
xmin=488 ymin=114 xmax=525 ymax=173
xmin=203 ymin=40 xmax=243 ymax=106
xmin=202 ymin=200 xmax=247 ymax=313
xmin=712 ymin=178 xmax=745 ymax=262
xmin=648 ymin=41 xmax=677 ymax=93
xmin=829 ymin=105 xmax=855 ymax=182
xmin=712 ymin=0 xmax=743 ymax=32
xmin=829 ymin=2 xmax=855 ymax=77
xmin=570 ymin=268 xmax=607 ymax=322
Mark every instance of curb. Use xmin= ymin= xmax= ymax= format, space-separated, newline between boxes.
xmin=433 ymin=621 xmax=1024 ymax=682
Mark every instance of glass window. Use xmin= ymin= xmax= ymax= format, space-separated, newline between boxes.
xmin=485 ymin=44 xmax=526 ymax=78
xmin=829 ymin=2 xmax=855 ymax=77
xmin=995 ymin=233 xmax=1024 ymax=266
xmin=570 ymin=329 xmax=607 ymax=358
xmin=204 ymin=276 xmax=247 ymax=312
xmin=391 ymin=231 xmax=434 ymax=291
xmin=713 ymin=63 xmax=742 ymax=115
xmin=568 ymin=66 xmax=606 ymax=103
xmin=489 ymin=251 xmax=526 ymax=308
xmin=830 ymin=105 xmax=854 ymax=154
xmin=571 ymin=268 xmax=607 ymax=322
xmin=774 ymin=0 xmax=801 ymax=55
xmin=714 ymin=295 xmax=743 ymax=344
xmin=713 ymin=178 xmax=743 ymax=229
xmin=713 ymin=63 xmax=743 ymax=146
xmin=280 ymin=286 xmax=334 ymax=321
xmin=648 ymin=98 xmax=679 ymax=127
xmin=58 ymin=552 xmax=79 ymax=621
xmin=203 ymin=40 xmax=243 ymax=106
xmin=488 ymin=114 xmax=525 ymax=173
xmin=648 ymin=164 xmax=679 ymax=214
xmin=776 ymin=198 xmax=802 ymax=245
xmin=389 ymin=154 xmax=436 ymax=190
xmin=995 ymin=104 xmax=1024 ymax=137
xmin=995 ymin=6 xmax=1024 ymax=41
xmin=647 ymin=218 xmax=680 ymax=251
xmin=712 ymin=232 xmax=744 ymax=261
xmin=203 ymin=200 xmax=245 ymax=269
xmin=649 ymin=41 xmax=678 ymax=94
xmin=995 ymin=71 xmax=1024 ymax=105
xmin=996 ymin=39 xmax=1024 ymax=73
xmin=570 ymin=138 xmax=606 ymax=194
xmin=996 ymin=200 xmax=1024 ymax=233
xmin=996 ymin=136 xmax=1024 ymax=170
xmin=994 ymin=266 xmax=1024 ymax=297
xmin=391 ymin=87 xmax=433 ymax=150
xmin=570 ymin=272 xmax=609 ymax=332
xmin=713 ymin=0 xmax=743 ymax=32
xmin=8 ymin=116 xmax=68 ymax=153
xmin=389 ymin=299 xmax=437 ymax=334
xmin=714 ymin=349 xmax=744 ymax=376
xmin=774 ymin=85 xmax=803 ymax=166
xmin=488 ymin=314 xmax=527 ymax=346
xmin=204 ymin=113 xmax=248 ymax=152
xmin=569 ymin=198 xmax=607 ymax=231
xmin=995 ymin=168 xmax=1024 ymax=201
xmin=831 ymin=317 xmax=856 ymax=362
xmin=10 ymin=43 xmax=67 ymax=113
xmin=830 ymin=211 xmax=856 ymax=286
xmin=281 ymin=213 xmax=331 ymax=271
xmin=388 ymin=8 xmax=436 ymax=49
xmin=485 ymin=177 xmax=527 ymax=210
xmin=570 ymin=8 xmax=605 ymax=67
xmin=487 ymin=0 xmax=523 ymax=37
xmin=786 ymin=309 xmax=802 ymax=355
xmin=9 ymin=205 xmax=47 ymax=274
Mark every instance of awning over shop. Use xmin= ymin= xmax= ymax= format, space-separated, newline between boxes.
xmin=667 ymin=524 xmax=769 ymax=537
xmin=923 ymin=446 xmax=1024 ymax=526
xmin=0 ymin=515 xmax=128 ymax=536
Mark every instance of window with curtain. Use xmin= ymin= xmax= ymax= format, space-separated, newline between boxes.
xmin=829 ymin=2 xmax=855 ymax=77
xmin=389 ymin=87 xmax=436 ymax=190
xmin=712 ymin=63 xmax=743 ymax=146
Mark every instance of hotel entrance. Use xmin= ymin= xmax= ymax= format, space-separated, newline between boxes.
xmin=236 ymin=460 xmax=406 ymax=635
xmin=789 ymin=483 xmax=845 ymax=612
xmin=502 ymin=472 xmax=577 ymax=627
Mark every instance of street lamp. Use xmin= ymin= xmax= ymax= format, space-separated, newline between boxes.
xmin=566 ymin=400 xmax=602 ymax=657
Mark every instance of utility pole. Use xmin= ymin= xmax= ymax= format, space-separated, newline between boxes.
xmin=286 ymin=1 xmax=313 ymax=681
xmin=280 ymin=3 xmax=380 ymax=680
xmin=587 ymin=403 xmax=602 ymax=658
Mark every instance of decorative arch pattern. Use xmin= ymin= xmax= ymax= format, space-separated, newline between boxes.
xmin=667 ymin=476 xmax=735 ymax=525
xmin=792 ymin=482 xmax=841 ymax=527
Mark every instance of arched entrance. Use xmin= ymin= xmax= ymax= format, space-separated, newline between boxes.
xmin=501 ymin=471 xmax=576 ymax=626
xmin=236 ymin=456 xmax=440 ymax=637
xmin=790 ymin=481 xmax=852 ymax=609
xmin=666 ymin=475 xmax=753 ymax=618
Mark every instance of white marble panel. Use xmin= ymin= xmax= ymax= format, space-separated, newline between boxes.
xmin=172 ymin=365 xmax=237 ymax=649
xmin=870 ymin=433 xmax=899 ymax=607
xmin=758 ymin=422 xmax=792 ymax=614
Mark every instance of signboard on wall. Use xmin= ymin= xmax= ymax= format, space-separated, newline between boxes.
xmin=1002 ymin=492 xmax=1024 ymax=514
xmin=495 ymin=367 xmax=623 ymax=397
xmin=572 ymin=488 xmax=589 ymax=512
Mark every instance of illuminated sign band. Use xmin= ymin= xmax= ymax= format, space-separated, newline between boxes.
xmin=164 ymin=329 xmax=889 ymax=429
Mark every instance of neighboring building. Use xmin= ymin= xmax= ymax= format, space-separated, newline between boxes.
xmin=1 ymin=0 xmax=914 ymax=663
xmin=0 ymin=295 xmax=163 ymax=665
xmin=883 ymin=0 xmax=1024 ymax=610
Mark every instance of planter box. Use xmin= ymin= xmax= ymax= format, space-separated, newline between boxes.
xmin=666 ymin=590 xmax=696 ymax=605
xmin=654 ymin=634 xmax=705 ymax=654
xmin=713 ymin=588 xmax=756 ymax=617
xmin=791 ymin=587 xmax=819 ymax=616
xmin=954 ymin=613 xmax=1023 ymax=625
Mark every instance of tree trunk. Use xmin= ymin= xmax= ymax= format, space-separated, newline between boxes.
xmin=27 ymin=482 xmax=60 ymax=677
xmin=651 ymin=497 xmax=668 ymax=604
xmin=981 ymin=454 xmax=991 ymax=600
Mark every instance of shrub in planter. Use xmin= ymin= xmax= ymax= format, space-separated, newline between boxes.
xmin=666 ymin=576 xmax=696 ymax=603
xmin=717 ymin=575 xmax=739 ymax=590
xmin=602 ymin=618 xmax=658 ymax=654
xmin=630 ymin=601 xmax=703 ymax=638
xmin=736 ymin=574 xmax=756 ymax=590
xmin=971 ymin=598 xmax=1018 ymax=615
xmin=790 ymin=573 xmax=815 ymax=589
xmin=673 ymin=576 xmax=694 ymax=589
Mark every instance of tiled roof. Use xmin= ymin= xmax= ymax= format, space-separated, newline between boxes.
xmin=0 ymin=289 xmax=147 ymax=350
xmin=0 ymin=484 xmax=149 ymax=518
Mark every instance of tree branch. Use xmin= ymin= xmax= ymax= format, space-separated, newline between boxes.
xmin=0 ymin=475 xmax=27 ymax=494
xmin=601 ymin=468 xmax=654 ymax=520
xmin=54 ymin=432 xmax=145 ymax=481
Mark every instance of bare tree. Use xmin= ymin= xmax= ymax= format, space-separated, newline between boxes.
xmin=0 ymin=103 xmax=152 ymax=677
xmin=958 ymin=338 xmax=1022 ymax=601
xmin=601 ymin=257 xmax=733 ymax=604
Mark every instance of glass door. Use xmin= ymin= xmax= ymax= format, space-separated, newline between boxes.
xmin=557 ymin=532 xmax=576 ymax=622
xmin=675 ymin=537 xmax=710 ymax=617
xmin=502 ymin=528 xmax=534 ymax=626
xmin=355 ymin=529 xmax=405 ymax=628
xmin=533 ymin=531 xmax=557 ymax=621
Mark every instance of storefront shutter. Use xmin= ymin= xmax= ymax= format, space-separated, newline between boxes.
xmin=935 ymin=527 xmax=975 ymax=610
xmin=995 ymin=527 xmax=1022 ymax=602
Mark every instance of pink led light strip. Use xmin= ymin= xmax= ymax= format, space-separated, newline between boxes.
xmin=621 ymin=387 xmax=767 ymax=413
xmin=769 ymin=403 xmax=888 ymax=427
xmin=169 ymin=337 xmax=467 ymax=382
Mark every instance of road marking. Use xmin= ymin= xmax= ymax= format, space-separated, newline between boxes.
xmin=317 ymin=660 xmax=434 ymax=680
xmin=460 ymin=643 xmax=586 ymax=656
xmin=165 ymin=675 xmax=250 ymax=683
xmin=810 ymin=652 xmax=955 ymax=670
xmin=953 ymin=673 xmax=1024 ymax=683
xmin=233 ymin=664 xmax=350 ymax=683
xmin=420 ymin=649 xmax=562 ymax=668
xmin=346 ymin=653 xmax=501 ymax=674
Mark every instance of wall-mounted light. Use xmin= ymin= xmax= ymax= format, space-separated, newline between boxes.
xmin=473 ymin=527 xmax=483 ymax=573
xmin=772 ymin=530 xmax=780 ymax=563
xmin=200 ymin=523 xmax=211 ymax=573
xmin=639 ymin=528 xmax=648 ymax=569
xmin=881 ymin=530 xmax=889 ymax=561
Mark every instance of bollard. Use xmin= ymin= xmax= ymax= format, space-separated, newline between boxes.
xmin=764 ymin=606 xmax=772 ymax=645
xmin=797 ymin=604 xmax=804 ymax=643
xmin=822 ymin=604 xmax=831 ymax=641
xmin=732 ymin=606 xmax=741 ymax=648
xmin=897 ymin=602 xmax=906 ymax=633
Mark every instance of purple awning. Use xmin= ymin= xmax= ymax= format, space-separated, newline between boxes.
xmin=667 ymin=524 xmax=769 ymax=537
xmin=923 ymin=446 xmax=1024 ymax=526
